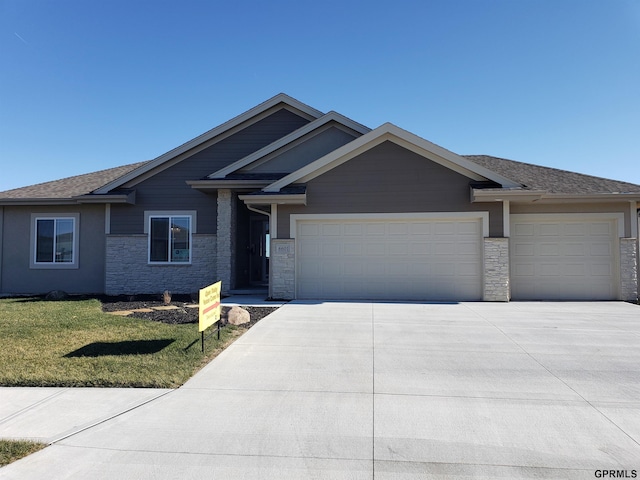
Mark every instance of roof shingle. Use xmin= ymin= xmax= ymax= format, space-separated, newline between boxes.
xmin=465 ymin=155 xmax=640 ymax=195
xmin=0 ymin=161 xmax=149 ymax=199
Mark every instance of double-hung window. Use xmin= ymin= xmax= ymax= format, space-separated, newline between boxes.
xmin=148 ymin=215 xmax=192 ymax=263
xmin=31 ymin=215 xmax=79 ymax=268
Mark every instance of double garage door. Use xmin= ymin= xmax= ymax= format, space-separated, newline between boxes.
xmin=295 ymin=216 xmax=483 ymax=301
xmin=293 ymin=214 xmax=620 ymax=301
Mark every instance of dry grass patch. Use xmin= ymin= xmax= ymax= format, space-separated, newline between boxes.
xmin=0 ymin=440 xmax=46 ymax=467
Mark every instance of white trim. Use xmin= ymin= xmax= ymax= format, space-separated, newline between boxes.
xmin=105 ymin=204 xmax=111 ymax=235
xmin=503 ymin=201 xmax=510 ymax=237
xmin=143 ymin=210 xmax=197 ymax=234
xmin=289 ymin=212 xmax=490 ymax=239
xmin=271 ymin=204 xmax=278 ymax=239
xmin=208 ymin=111 xmax=370 ymax=179
xmin=265 ymin=123 xmax=521 ymax=192
xmin=238 ymin=193 xmax=306 ymax=205
xmin=630 ymin=201 xmax=638 ymax=240
xmin=510 ymin=213 xmax=625 ymax=238
xmin=30 ymin=213 xmax=80 ymax=269
xmin=94 ymin=94 xmax=324 ymax=194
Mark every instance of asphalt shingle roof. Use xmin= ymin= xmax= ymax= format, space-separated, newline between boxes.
xmin=0 ymin=161 xmax=149 ymax=199
xmin=2 ymin=154 xmax=638 ymax=202
xmin=465 ymin=155 xmax=640 ymax=195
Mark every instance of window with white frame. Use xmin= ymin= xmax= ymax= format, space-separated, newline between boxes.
xmin=34 ymin=217 xmax=76 ymax=265
xmin=148 ymin=215 xmax=192 ymax=263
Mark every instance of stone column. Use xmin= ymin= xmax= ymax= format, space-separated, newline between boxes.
xmin=216 ymin=189 xmax=236 ymax=295
xmin=270 ymin=239 xmax=295 ymax=300
xmin=620 ymin=238 xmax=638 ymax=302
xmin=483 ymin=237 xmax=510 ymax=302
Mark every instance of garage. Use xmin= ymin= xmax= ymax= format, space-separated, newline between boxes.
xmin=510 ymin=214 xmax=620 ymax=300
xmin=294 ymin=214 xmax=484 ymax=301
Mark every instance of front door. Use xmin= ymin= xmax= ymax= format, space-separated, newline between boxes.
xmin=249 ymin=217 xmax=269 ymax=285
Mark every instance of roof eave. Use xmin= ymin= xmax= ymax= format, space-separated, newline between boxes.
xmin=74 ymin=191 xmax=136 ymax=204
xmin=187 ymin=180 xmax=272 ymax=191
xmin=238 ymin=193 xmax=307 ymax=205
xmin=0 ymin=198 xmax=79 ymax=206
xmin=472 ymin=189 xmax=640 ymax=203
xmin=535 ymin=193 xmax=640 ymax=203
xmin=471 ymin=189 xmax=546 ymax=202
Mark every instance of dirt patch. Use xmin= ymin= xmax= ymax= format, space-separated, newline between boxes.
xmin=100 ymin=294 xmax=279 ymax=328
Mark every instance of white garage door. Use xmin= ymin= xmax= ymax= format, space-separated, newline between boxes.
xmin=295 ymin=216 xmax=483 ymax=301
xmin=510 ymin=215 xmax=618 ymax=300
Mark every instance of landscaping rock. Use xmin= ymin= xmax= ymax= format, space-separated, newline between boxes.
xmin=45 ymin=290 xmax=69 ymax=301
xmin=227 ymin=306 xmax=250 ymax=325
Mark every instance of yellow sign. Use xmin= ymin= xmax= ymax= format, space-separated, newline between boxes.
xmin=199 ymin=281 xmax=221 ymax=332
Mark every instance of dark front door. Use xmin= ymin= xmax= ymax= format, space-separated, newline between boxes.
xmin=249 ymin=217 xmax=269 ymax=285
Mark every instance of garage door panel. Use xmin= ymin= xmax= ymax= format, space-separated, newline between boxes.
xmin=590 ymin=243 xmax=612 ymax=256
xmin=511 ymin=218 xmax=617 ymax=300
xmin=296 ymin=218 xmax=482 ymax=300
xmin=590 ymin=223 xmax=613 ymax=235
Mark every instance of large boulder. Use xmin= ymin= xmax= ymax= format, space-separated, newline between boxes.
xmin=227 ymin=306 xmax=250 ymax=325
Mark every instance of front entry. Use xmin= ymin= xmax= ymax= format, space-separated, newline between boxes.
xmin=249 ymin=217 xmax=270 ymax=286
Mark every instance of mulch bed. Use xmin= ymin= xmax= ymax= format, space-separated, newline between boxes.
xmin=100 ymin=294 xmax=279 ymax=328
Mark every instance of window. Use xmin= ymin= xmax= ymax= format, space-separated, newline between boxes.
xmin=34 ymin=217 xmax=76 ymax=265
xmin=149 ymin=215 xmax=191 ymax=263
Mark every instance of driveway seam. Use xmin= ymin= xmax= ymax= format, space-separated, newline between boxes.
xmin=48 ymin=389 xmax=174 ymax=445
xmin=371 ymin=302 xmax=376 ymax=480
xmin=0 ymin=388 xmax=68 ymax=426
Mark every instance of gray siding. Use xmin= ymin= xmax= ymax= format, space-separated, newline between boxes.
xmin=110 ymin=108 xmax=310 ymax=235
xmin=278 ymin=141 xmax=502 ymax=237
xmin=245 ymin=125 xmax=359 ymax=174
xmin=1 ymin=205 xmax=106 ymax=294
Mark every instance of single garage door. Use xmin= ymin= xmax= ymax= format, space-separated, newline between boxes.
xmin=510 ymin=215 xmax=618 ymax=300
xmin=295 ymin=216 xmax=483 ymax=300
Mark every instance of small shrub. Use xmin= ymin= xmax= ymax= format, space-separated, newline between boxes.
xmin=162 ymin=290 xmax=172 ymax=305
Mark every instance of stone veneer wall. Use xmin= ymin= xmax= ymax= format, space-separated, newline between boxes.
xmin=270 ymin=239 xmax=295 ymax=300
xmin=216 ymin=190 xmax=236 ymax=295
xmin=105 ymin=234 xmax=216 ymax=295
xmin=483 ymin=237 xmax=510 ymax=302
xmin=620 ymin=238 xmax=638 ymax=302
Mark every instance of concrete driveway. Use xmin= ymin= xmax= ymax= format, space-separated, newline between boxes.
xmin=1 ymin=301 xmax=639 ymax=479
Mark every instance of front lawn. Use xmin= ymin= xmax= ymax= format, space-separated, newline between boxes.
xmin=0 ymin=297 xmax=243 ymax=388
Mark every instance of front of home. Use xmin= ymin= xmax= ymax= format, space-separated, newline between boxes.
xmin=1 ymin=94 xmax=638 ymax=302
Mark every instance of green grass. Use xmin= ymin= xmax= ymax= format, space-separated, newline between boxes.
xmin=0 ymin=298 xmax=242 ymax=388
xmin=0 ymin=440 xmax=46 ymax=467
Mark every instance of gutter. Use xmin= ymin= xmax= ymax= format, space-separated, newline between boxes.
xmin=471 ymin=189 xmax=640 ymax=204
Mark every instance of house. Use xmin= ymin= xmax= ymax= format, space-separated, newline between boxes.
xmin=0 ymin=94 xmax=638 ymax=302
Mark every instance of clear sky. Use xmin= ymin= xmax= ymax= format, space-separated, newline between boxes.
xmin=1 ymin=0 xmax=639 ymax=192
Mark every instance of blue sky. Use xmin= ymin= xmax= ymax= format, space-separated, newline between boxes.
xmin=1 ymin=0 xmax=639 ymax=192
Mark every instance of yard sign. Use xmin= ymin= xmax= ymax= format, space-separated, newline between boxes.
xmin=199 ymin=281 xmax=221 ymax=332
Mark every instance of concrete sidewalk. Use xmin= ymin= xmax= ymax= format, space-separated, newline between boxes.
xmin=1 ymin=301 xmax=639 ymax=479
xmin=0 ymin=388 xmax=172 ymax=444
xmin=0 ymin=295 xmax=283 ymax=446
